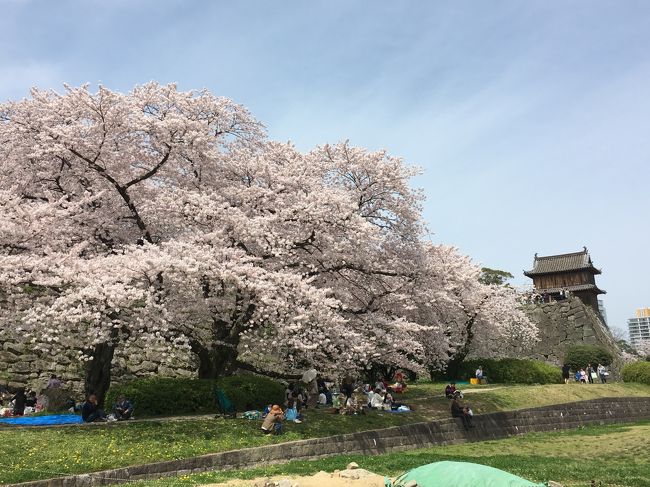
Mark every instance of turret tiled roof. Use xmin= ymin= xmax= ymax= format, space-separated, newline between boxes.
xmin=524 ymin=247 xmax=601 ymax=276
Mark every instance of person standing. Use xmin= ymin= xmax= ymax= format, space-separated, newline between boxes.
xmin=12 ymin=389 xmax=27 ymax=416
xmin=46 ymin=375 xmax=62 ymax=389
xmin=597 ymin=364 xmax=607 ymax=384
xmin=561 ymin=364 xmax=571 ymax=384
xmin=586 ymin=364 xmax=595 ymax=384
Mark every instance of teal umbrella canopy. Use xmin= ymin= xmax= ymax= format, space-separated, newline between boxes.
xmin=387 ymin=461 xmax=546 ymax=487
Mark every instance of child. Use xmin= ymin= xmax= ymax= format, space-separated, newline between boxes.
xmin=286 ymin=392 xmax=303 ymax=423
xmin=261 ymin=405 xmax=284 ymax=434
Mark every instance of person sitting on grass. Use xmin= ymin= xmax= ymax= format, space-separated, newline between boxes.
xmin=445 ymin=382 xmax=458 ymax=399
xmin=451 ymin=391 xmax=473 ymax=430
xmin=285 ymin=392 xmax=304 ymax=423
xmin=317 ymin=376 xmax=332 ymax=405
xmin=382 ymin=388 xmax=413 ymax=411
xmin=261 ymin=404 xmax=284 ymax=434
xmin=81 ymin=394 xmax=106 ymax=423
xmin=369 ymin=388 xmax=385 ymax=409
xmin=475 ymin=366 xmax=486 ymax=383
xmin=113 ymin=395 xmax=134 ymax=420
xmin=24 ymin=390 xmax=38 ymax=409
xmin=391 ymin=371 xmax=407 ymax=393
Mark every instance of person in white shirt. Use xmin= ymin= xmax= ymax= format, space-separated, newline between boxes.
xmin=369 ymin=389 xmax=385 ymax=409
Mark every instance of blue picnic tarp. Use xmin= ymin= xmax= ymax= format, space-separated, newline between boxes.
xmin=0 ymin=414 xmax=83 ymax=426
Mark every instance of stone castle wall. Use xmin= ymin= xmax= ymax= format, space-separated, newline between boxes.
xmin=0 ymin=337 xmax=196 ymax=395
xmin=470 ymin=295 xmax=622 ymax=371
xmin=2 ymin=295 xmax=623 ymax=394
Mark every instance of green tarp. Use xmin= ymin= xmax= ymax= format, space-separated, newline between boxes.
xmin=386 ymin=461 xmax=547 ymax=487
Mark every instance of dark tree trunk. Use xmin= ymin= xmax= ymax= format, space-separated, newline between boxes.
xmin=443 ymin=294 xmax=492 ymax=380
xmin=84 ymin=341 xmax=116 ymax=408
xmin=364 ymin=362 xmax=398 ymax=383
xmin=444 ymin=315 xmax=476 ymax=380
xmin=191 ymin=298 xmax=256 ymax=379
xmin=191 ymin=333 xmax=241 ymax=380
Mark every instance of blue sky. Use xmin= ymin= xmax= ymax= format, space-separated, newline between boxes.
xmin=2 ymin=0 xmax=649 ymax=334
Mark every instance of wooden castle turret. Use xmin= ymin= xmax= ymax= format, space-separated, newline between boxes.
xmin=524 ymin=247 xmax=605 ymax=313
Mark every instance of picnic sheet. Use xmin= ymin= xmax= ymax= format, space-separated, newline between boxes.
xmin=0 ymin=414 xmax=83 ymax=426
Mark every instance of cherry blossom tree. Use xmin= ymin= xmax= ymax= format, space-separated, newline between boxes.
xmin=0 ymin=83 xmax=537 ymax=403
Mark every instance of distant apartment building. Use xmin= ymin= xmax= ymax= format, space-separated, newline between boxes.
xmin=598 ymin=299 xmax=608 ymax=326
xmin=628 ymin=308 xmax=650 ymax=346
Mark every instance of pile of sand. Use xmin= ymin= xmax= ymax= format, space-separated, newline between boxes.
xmin=205 ymin=463 xmax=386 ymax=487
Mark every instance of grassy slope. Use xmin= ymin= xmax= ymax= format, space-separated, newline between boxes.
xmin=1 ymin=382 xmax=649 ymax=484
xmin=133 ymin=421 xmax=650 ymax=487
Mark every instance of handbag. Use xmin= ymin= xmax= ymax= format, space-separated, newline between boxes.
xmin=590 ymin=372 xmax=598 ymax=379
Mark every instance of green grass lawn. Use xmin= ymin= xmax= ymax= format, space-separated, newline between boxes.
xmin=1 ymin=382 xmax=648 ymax=485
xmin=131 ymin=421 xmax=650 ymax=487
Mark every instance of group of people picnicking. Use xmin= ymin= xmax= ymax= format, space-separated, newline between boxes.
xmin=4 ymin=360 xmax=613 ymax=433
xmin=561 ymin=363 xmax=610 ymax=384
xmin=258 ymin=372 xmax=412 ymax=435
xmin=0 ymin=374 xmax=135 ymax=423
xmin=80 ymin=394 xmax=134 ymax=423
xmin=0 ymin=374 xmax=64 ymax=417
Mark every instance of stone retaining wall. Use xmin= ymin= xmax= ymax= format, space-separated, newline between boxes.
xmin=470 ymin=296 xmax=622 ymax=369
xmin=0 ymin=336 xmax=196 ymax=396
xmin=7 ymin=397 xmax=650 ymax=487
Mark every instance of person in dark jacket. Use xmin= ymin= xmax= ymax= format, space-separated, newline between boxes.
xmin=12 ymin=389 xmax=27 ymax=416
xmin=113 ymin=395 xmax=134 ymax=420
xmin=340 ymin=377 xmax=354 ymax=400
xmin=445 ymin=382 xmax=457 ymax=399
xmin=81 ymin=394 xmax=106 ymax=422
xmin=451 ymin=392 xmax=473 ymax=430
xmin=586 ymin=364 xmax=595 ymax=384
xmin=561 ymin=364 xmax=571 ymax=384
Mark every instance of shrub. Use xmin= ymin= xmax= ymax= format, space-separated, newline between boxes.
xmin=453 ymin=358 xmax=563 ymax=384
xmin=218 ymin=375 xmax=285 ymax=412
xmin=621 ymin=361 xmax=650 ymax=384
xmin=105 ymin=375 xmax=285 ymax=417
xmin=564 ymin=345 xmax=613 ymax=371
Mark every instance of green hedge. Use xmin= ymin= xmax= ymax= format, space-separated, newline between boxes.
xmin=564 ymin=345 xmax=613 ymax=371
xmin=105 ymin=375 xmax=285 ymax=416
xmin=621 ymin=361 xmax=650 ymax=384
xmin=453 ymin=358 xmax=562 ymax=384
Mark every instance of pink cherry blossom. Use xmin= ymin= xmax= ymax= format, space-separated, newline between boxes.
xmin=0 ymin=83 xmax=537 ymax=402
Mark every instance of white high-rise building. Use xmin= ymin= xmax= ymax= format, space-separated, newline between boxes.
xmin=598 ymin=299 xmax=608 ymax=326
xmin=628 ymin=308 xmax=650 ymax=346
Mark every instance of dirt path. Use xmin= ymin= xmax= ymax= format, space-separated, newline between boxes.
xmin=462 ymin=387 xmax=504 ymax=394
